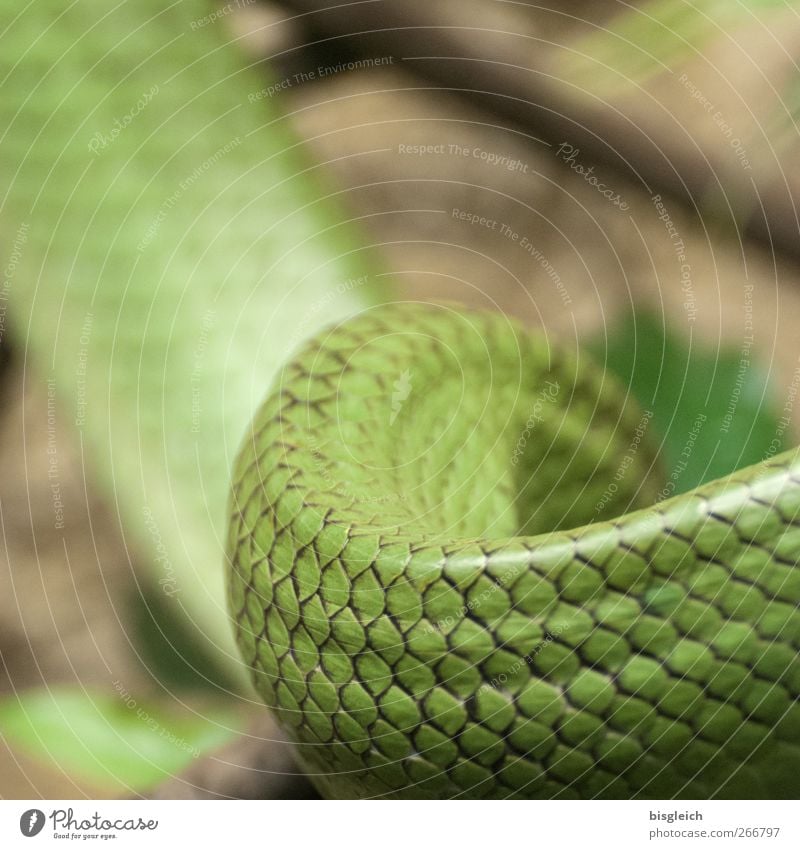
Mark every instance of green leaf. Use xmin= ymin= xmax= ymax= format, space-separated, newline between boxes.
xmin=590 ymin=311 xmax=781 ymax=494
xmin=0 ymin=688 xmax=241 ymax=792
xmin=129 ymin=587 xmax=239 ymax=692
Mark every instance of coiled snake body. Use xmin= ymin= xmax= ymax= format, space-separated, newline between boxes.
xmin=228 ymin=304 xmax=800 ymax=799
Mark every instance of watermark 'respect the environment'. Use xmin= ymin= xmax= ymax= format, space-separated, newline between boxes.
xmin=190 ymin=310 xmax=216 ymax=434
xmin=453 ymin=208 xmax=572 ymax=307
xmin=137 ymin=137 xmax=242 ymax=251
xmin=190 ymin=0 xmax=255 ymax=30
xmin=720 ymin=283 xmax=754 ymax=435
xmin=249 ymin=57 xmax=394 ymax=101
xmin=74 ymin=312 xmax=93 ymax=428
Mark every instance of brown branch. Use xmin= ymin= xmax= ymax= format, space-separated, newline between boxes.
xmin=146 ymin=716 xmax=318 ymax=800
xmin=269 ymin=0 xmax=800 ymax=260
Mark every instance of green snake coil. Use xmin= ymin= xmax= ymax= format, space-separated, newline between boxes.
xmin=227 ymin=303 xmax=800 ymax=800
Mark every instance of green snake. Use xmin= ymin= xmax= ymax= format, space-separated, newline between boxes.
xmin=228 ymin=303 xmax=800 ymax=799
xmin=2 ymin=0 xmax=798 ymax=801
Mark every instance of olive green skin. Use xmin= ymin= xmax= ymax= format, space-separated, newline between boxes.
xmin=228 ymin=304 xmax=800 ymax=799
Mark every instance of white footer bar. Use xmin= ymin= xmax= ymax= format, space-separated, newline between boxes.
xmin=2 ymin=800 xmax=796 ymax=848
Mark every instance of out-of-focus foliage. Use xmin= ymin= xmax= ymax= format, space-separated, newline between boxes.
xmin=566 ymin=0 xmax=793 ymax=94
xmin=592 ymin=311 xmax=781 ymax=495
xmin=0 ymin=688 xmax=241 ymax=792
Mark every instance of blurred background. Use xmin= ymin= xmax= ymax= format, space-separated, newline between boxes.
xmin=1 ymin=0 xmax=799 ymax=799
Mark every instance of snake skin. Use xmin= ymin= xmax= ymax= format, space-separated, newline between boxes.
xmin=228 ymin=303 xmax=800 ymax=799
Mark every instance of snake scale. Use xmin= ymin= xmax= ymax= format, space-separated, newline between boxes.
xmin=2 ymin=0 xmax=798 ymax=801
xmin=228 ymin=303 xmax=800 ymax=799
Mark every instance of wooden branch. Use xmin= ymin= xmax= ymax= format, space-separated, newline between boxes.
xmin=269 ymin=0 xmax=800 ymax=260
xmin=146 ymin=716 xmax=317 ymax=800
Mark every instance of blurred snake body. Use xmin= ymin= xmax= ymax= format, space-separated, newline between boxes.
xmin=228 ymin=304 xmax=800 ymax=799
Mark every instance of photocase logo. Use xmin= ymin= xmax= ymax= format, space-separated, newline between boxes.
xmin=15 ymin=807 xmax=159 ymax=838
xmin=19 ymin=809 xmax=45 ymax=837
xmin=390 ymin=369 xmax=412 ymax=425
